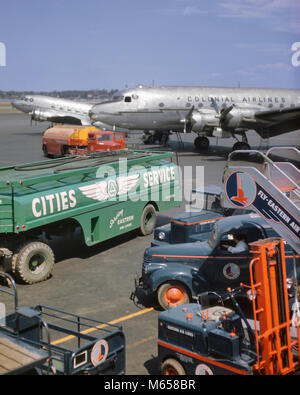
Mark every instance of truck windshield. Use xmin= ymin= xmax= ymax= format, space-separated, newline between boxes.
xmin=98 ymin=135 xmax=113 ymax=141
xmin=207 ymin=224 xmax=219 ymax=248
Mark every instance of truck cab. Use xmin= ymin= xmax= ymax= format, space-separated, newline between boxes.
xmin=87 ymin=131 xmax=126 ymax=152
xmin=136 ymin=213 xmax=299 ymax=310
xmin=152 ymin=186 xmax=251 ymax=247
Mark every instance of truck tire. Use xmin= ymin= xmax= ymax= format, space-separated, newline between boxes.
xmin=42 ymin=145 xmax=49 ymax=157
xmin=139 ymin=204 xmax=157 ymax=236
xmin=161 ymin=358 xmax=186 ymax=375
xmin=12 ymin=241 xmax=55 ymax=284
xmin=157 ymin=282 xmax=190 ymax=310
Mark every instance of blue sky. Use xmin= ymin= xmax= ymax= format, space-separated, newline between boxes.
xmin=0 ymin=0 xmax=299 ymax=91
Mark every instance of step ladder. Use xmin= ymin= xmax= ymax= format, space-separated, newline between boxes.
xmin=222 ymin=147 xmax=300 ymax=254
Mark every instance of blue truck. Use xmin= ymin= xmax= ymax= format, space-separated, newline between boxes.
xmin=135 ymin=213 xmax=299 ymax=310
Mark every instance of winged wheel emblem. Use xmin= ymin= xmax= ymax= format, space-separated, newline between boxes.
xmin=79 ymin=174 xmax=140 ymax=201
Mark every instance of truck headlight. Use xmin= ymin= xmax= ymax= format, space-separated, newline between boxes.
xmin=158 ymin=231 xmax=166 ymax=240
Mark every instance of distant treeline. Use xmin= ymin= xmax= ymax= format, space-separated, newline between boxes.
xmin=0 ymin=89 xmax=118 ymax=100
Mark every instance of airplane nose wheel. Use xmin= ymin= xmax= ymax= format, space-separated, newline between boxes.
xmin=194 ymin=136 xmax=209 ymax=150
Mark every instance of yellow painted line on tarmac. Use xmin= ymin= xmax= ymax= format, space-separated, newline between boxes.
xmin=127 ymin=335 xmax=156 ymax=350
xmin=51 ymin=307 xmax=154 ymax=346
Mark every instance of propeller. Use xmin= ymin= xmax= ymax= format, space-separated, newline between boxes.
xmin=183 ymin=105 xmax=195 ymax=133
xmin=211 ymin=98 xmax=234 ymax=129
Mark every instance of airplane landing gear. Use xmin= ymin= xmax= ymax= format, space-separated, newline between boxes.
xmin=194 ymin=136 xmax=209 ymax=150
xmin=142 ymin=131 xmax=170 ymax=146
xmin=231 ymin=132 xmax=250 ymax=151
xmin=232 ymin=141 xmax=250 ymax=151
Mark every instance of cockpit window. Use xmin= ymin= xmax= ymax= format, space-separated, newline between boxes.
xmin=124 ymin=96 xmax=132 ymax=103
xmin=111 ymin=94 xmax=124 ymax=102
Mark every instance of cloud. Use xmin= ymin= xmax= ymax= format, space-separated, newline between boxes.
xmin=155 ymin=0 xmax=300 ymax=33
xmin=207 ymin=72 xmax=222 ymax=78
xmin=236 ymin=62 xmax=294 ymax=80
xmin=217 ymin=0 xmax=300 ymax=33
xmin=272 ymin=21 xmax=300 ymax=34
xmin=218 ymin=0 xmax=300 ymax=19
xmin=182 ymin=6 xmax=209 ymax=16
xmin=255 ymin=62 xmax=294 ymax=71
xmin=235 ymin=43 xmax=291 ymax=54
xmin=218 ymin=0 xmax=268 ymax=19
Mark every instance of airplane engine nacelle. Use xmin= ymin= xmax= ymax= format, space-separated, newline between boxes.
xmin=221 ymin=107 xmax=256 ymax=130
xmin=191 ymin=112 xmax=218 ymax=132
xmin=31 ymin=109 xmax=52 ymax=121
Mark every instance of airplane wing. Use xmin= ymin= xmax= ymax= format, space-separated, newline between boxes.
xmin=31 ymin=109 xmax=86 ymax=126
xmin=253 ymin=106 xmax=300 ymax=138
xmin=46 ymin=113 xmax=83 ymax=125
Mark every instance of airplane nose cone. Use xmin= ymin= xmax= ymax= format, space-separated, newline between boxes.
xmin=89 ymin=104 xmax=106 ymax=121
xmin=88 ymin=109 xmax=98 ymax=121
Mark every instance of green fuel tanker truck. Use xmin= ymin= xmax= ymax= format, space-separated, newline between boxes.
xmin=0 ymin=150 xmax=181 ymax=284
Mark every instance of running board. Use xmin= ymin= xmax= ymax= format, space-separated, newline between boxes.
xmin=222 ymin=147 xmax=300 ymax=254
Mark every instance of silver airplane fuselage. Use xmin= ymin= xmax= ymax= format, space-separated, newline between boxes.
xmin=12 ymin=95 xmax=117 ymax=130
xmin=89 ymin=85 xmax=300 ymax=149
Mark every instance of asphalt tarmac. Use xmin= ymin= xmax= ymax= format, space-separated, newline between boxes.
xmin=0 ymin=112 xmax=299 ymax=375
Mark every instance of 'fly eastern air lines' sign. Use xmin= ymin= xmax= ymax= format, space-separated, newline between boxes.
xmin=225 ymin=170 xmax=300 ymax=242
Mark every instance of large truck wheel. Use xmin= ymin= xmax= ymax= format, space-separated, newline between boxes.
xmin=12 ymin=241 xmax=55 ymax=284
xmin=161 ymin=358 xmax=186 ymax=375
xmin=139 ymin=204 xmax=157 ymax=236
xmin=157 ymin=282 xmax=190 ymax=310
xmin=42 ymin=145 xmax=49 ymax=157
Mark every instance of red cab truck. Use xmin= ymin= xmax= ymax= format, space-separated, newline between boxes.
xmin=42 ymin=125 xmax=126 ymax=157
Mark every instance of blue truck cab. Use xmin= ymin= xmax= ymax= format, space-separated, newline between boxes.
xmin=136 ymin=213 xmax=299 ymax=310
xmin=152 ymin=186 xmax=250 ymax=247
xmin=152 ymin=210 xmax=225 ymax=246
